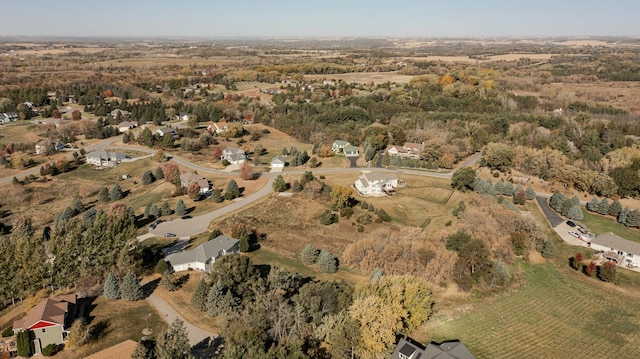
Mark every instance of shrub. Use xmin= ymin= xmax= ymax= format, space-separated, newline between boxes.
xmin=317 ymin=250 xmax=338 ymax=273
xmin=16 ymin=331 xmax=31 ymax=357
xmin=340 ymin=207 xmax=354 ymax=219
xmin=1 ymin=327 xmax=13 ymax=337
xmin=155 ymin=259 xmax=171 ymax=275
xmin=42 ymin=343 xmax=59 ymax=356
xmin=542 ymin=240 xmax=556 ymax=259
xmin=221 ymin=159 xmax=230 ymax=166
xmin=320 ymin=210 xmax=338 ymax=225
xmin=598 ymin=261 xmax=617 ymax=282
xmin=357 ymin=225 xmax=364 ymax=233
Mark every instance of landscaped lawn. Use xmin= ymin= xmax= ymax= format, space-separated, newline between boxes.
xmin=580 ymin=211 xmax=640 ymax=243
xmin=417 ymin=261 xmax=640 ymax=358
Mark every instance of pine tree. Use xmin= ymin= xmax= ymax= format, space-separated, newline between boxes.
xmin=208 ymin=229 xmax=223 ymax=240
xmin=16 ymin=331 xmax=31 ymax=357
xmin=571 ymin=195 xmax=581 ymax=206
xmin=120 ymin=272 xmax=144 ymax=301
xmin=609 ymin=199 xmax=623 ymax=218
xmin=281 ymin=147 xmax=289 ymax=157
xmin=206 ymin=281 xmax=225 ymax=317
xmin=149 ymin=204 xmax=161 ymax=218
xmin=567 ymin=205 xmax=584 ymax=221
xmin=103 ymin=273 xmax=121 ymax=299
xmin=131 ymin=339 xmax=151 ymax=359
xmin=155 ymin=166 xmax=165 ymax=180
xmin=71 ymin=196 xmax=84 ymax=214
xmin=155 ymin=318 xmax=191 ymax=359
xmin=161 ymin=270 xmax=177 ymax=291
xmin=110 ymin=183 xmax=123 ymax=201
xmin=175 ymin=200 xmax=187 ymax=216
xmin=503 ymin=181 xmax=514 ymax=196
xmin=300 ymin=244 xmax=318 ymax=265
xmin=224 ymin=180 xmax=240 ymax=200
xmin=191 ymin=279 xmax=209 ymax=312
xmin=587 ymin=197 xmax=599 ymax=212
xmin=239 ymin=233 xmax=249 ymax=253
xmin=626 ymin=209 xmax=640 ymax=228
xmin=272 ymin=175 xmax=287 ymax=192
xmin=369 ymin=267 xmax=384 ymax=282
xmin=141 ymin=170 xmax=156 ymax=185
xmin=99 ymin=186 xmax=110 ymax=203
xmin=597 ymin=198 xmax=609 ymax=215
xmin=618 ymin=207 xmax=630 ymax=225
xmin=155 ymin=259 xmax=170 ymax=274
xmin=525 ymin=187 xmax=536 ymax=200
xmin=317 ymin=249 xmax=338 ymax=273
xmin=161 ymin=201 xmax=172 ymax=216
xmin=561 ymin=199 xmax=573 ymax=217
xmin=494 ymin=180 xmax=505 ymax=195
xmin=144 ymin=203 xmax=152 ymax=218
xmin=210 ymin=188 xmax=223 ymax=203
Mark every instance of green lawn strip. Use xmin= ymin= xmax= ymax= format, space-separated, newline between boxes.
xmin=421 ymin=263 xmax=640 ymax=358
xmin=580 ymin=211 xmax=640 ymax=243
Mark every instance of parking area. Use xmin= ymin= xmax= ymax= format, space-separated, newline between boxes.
xmin=554 ymin=222 xmax=590 ymax=248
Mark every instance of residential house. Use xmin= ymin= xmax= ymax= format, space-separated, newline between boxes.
xmin=175 ymin=112 xmax=190 ymax=122
xmin=165 ymin=235 xmax=240 ymax=273
xmin=271 ymin=155 xmax=286 ymax=168
xmin=84 ymin=339 xmax=137 ymax=359
xmin=180 ymin=172 xmax=210 ymax=195
xmin=36 ymin=118 xmax=69 ymax=127
xmin=391 ymin=337 xmax=475 ymax=359
xmin=386 ymin=145 xmax=403 ymax=157
xmin=354 ymin=171 xmax=398 ymax=196
xmin=343 ymin=144 xmax=359 ymax=156
xmin=332 ymin=140 xmax=351 ymax=153
xmin=386 ymin=142 xmax=424 ymax=158
xmin=589 ymin=232 xmax=640 ymax=268
xmin=110 ymin=109 xmax=130 ymax=119
xmin=207 ymin=122 xmax=228 ymax=135
xmin=222 ymin=146 xmax=246 ymax=165
xmin=13 ymin=294 xmax=77 ymax=356
xmin=117 ymin=121 xmax=137 ymax=132
xmin=155 ymin=127 xmax=178 ymax=138
xmin=86 ymin=151 xmax=128 ymax=167
xmin=0 ymin=112 xmax=19 ymax=123
xmin=35 ymin=139 xmax=65 ymax=155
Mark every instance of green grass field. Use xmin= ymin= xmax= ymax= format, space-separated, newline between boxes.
xmin=418 ymin=261 xmax=640 ymax=358
xmin=580 ymin=211 xmax=640 ymax=243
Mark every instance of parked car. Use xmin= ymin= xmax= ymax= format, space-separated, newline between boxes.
xmin=165 ymin=232 xmax=176 ymax=238
xmin=181 ymin=215 xmax=192 ymax=219
xmin=568 ymin=231 xmax=580 ymax=238
xmin=149 ymin=223 xmax=157 ymax=230
xmin=566 ymin=221 xmax=576 ymax=227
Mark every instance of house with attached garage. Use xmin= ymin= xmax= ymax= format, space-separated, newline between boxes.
xmin=332 ymin=140 xmax=351 ymax=153
xmin=13 ymin=294 xmax=77 ymax=356
xmin=117 ymin=121 xmax=138 ymax=132
xmin=86 ymin=150 xmax=128 ymax=167
xmin=271 ymin=155 xmax=286 ymax=168
xmin=207 ymin=122 xmax=228 ymax=135
xmin=222 ymin=146 xmax=246 ymax=165
xmin=180 ymin=172 xmax=210 ymax=195
xmin=35 ymin=139 xmax=65 ymax=155
xmin=165 ymin=235 xmax=240 ymax=273
xmin=354 ymin=171 xmax=398 ymax=197
xmin=155 ymin=127 xmax=178 ymax=138
xmin=589 ymin=232 xmax=640 ymax=268
xmin=343 ymin=144 xmax=359 ymax=156
xmin=391 ymin=337 xmax=475 ymax=359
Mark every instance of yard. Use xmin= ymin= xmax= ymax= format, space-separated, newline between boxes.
xmin=580 ymin=211 xmax=640 ymax=244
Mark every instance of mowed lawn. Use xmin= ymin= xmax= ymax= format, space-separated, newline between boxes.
xmin=419 ymin=262 xmax=640 ymax=358
xmin=580 ymin=210 xmax=640 ymax=243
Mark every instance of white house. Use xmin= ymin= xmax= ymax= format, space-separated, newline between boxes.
xmin=222 ymin=146 xmax=246 ymax=165
xmin=110 ymin=109 xmax=130 ymax=119
xmin=0 ymin=112 xmax=19 ymax=123
xmin=332 ymin=140 xmax=351 ymax=153
xmin=86 ymin=151 xmax=128 ymax=167
xmin=386 ymin=142 xmax=423 ymax=158
xmin=155 ymin=127 xmax=178 ymax=138
xmin=180 ymin=172 xmax=210 ymax=195
xmin=355 ymin=171 xmax=398 ymax=197
xmin=207 ymin=122 xmax=228 ymax=135
xmin=35 ymin=139 xmax=65 ymax=155
xmin=175 ymin=112 xmax=190 ymax=122
xmin=271 ymin=155 xmax=286 ymax=168
xmin=589 ymin=232 xmax=640 ymax=268
xmin=117 ymin=121 xmax=137 ymax=132
xmin=165 ymin=235 xmax=240 ymax=273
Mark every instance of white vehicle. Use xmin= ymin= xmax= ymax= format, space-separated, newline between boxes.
xmin=568 ymin=231 xmax=580 ymax=238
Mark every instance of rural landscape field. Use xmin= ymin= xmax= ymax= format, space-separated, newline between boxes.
xmin=2 ymin=2 xmax=640 ymax=359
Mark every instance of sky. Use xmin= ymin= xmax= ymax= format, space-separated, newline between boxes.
xmin=2 ymin=0 xmax=639 ymax=38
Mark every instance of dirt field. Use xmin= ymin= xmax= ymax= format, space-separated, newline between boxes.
xmin=306 ymin=71 xmax=414 ymax=84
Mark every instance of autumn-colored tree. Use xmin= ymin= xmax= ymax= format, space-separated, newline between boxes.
xmin=318 ymin=145 xmax=334 ymax=158
xmin=348 ymin=295 xmax=402 ymax=357
xmin=438 ymin=153 xmax=455 ymax=169
xmin=572 ymin=252 xmax=583 ymax=270
xmin=154 ymin=150 xmax=166 ymax=162
xmin=585 ymin=261 xmax=597 ymax=277
xmin=71 ymin=109 xmax=81 ymax=121
xmin=164 ymin=163 xmax=180 ymax=184
xmin=213 ymin=146 xmax=223 ymax=161
xmin=110 ymin=203 xmax=129 ymax=217
xmin=239 ymin=161 xmax=254 ymax=180
xmin=598 ymin=261 xmax=617 ymax=282
xmin=187 ymin=181 xmax=201 ymax=200
xmin=103 ymin=89 xmax=113 ymax=97
xmin=331 ymin=185 xmax=353 ymax=209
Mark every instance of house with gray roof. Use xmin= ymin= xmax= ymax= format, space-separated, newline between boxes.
xmin=86 ymin=151 xmax=128 ymax=167
xmin=391 ymin=337 xmax=475 ymax=359
xmin=271 ymin=155 xmax=286 ymax=168
xmin=343 ymin=144 xmax=359 ymax=156
xmin=332 ymin=140 xmax=351 ymax=153
xmin=165 ymin=235 xmax=240 ymax=273
xmin=354 ymin=171 xmax=398 ymax=197
xmin=180 ymin=172 xmax=210 ymax=195
xmin=0 ymin=112 xmax=18 ymax=123
xmin=590 ymin=232 xmax=640 ymax=268
xmin=222 ymin=146 xmax=246 ymax=165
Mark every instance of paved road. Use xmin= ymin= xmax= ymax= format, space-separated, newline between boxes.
xmin=146 ymin=292 xmax=216 ymax=347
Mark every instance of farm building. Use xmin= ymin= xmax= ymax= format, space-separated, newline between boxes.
xmin=165 ymin=235 xmax=239 ymax=273
xmin=589 ymin=232 xmax=640 ymax=268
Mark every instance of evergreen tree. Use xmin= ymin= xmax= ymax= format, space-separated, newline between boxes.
xmin=210 ymin=188 xmax=223 ymax=203
xmin=110 ymin=183 xmax=123 ymax=201
xmin=503 ymin=181 xmax=514 ymax=196
xmin=618 ymin=207 xmax=631 ymax=225
xmin=155 ymin=259 xmax=170 ymax=274
xmin=149 ymin=204 xmax=161 ymax=218
xmin=208 ymin=228 xmax=223 ymax=240
xmin=120 ymin=272 xmax=144 ymax=301
xmin=317 ymin=249 xmax=338 ymax=273
xmin=567 ymin=205 xmax=584 ymax=221
xmin=542 ymin=240 xmax=556 ymax=258
xmin=103 ymin=273 xmax=121 ymax=299
xmin=560 ymin=199 xmax=573 ymax=217
xmin=155 ymin=318 xmax=191 ymax=359
xmin=224 ymin=180 xmax=240 ymax=200
xmin=144 ymin=203 xmax=152 ymax=218
xmin=161 ymin=270 xmax=178 ymax=291
xmin=160 ymin=201 xmax=172 ymax=216
xmin=587 ymin=197 xmax=599 ymax=212
xmin=175 ymin=200 xmax=187 ymax=216
xmin=597 ymin=198 xmax=609 ymax=215
xmin=369 ymin=267 xmax=385 ymax=282
xmin=281 ymin=147 xmax=289 ymax=156
xmin=494 ymin=180 xmax=505 ymax=195
xmin=99 ymin=186 xmax=110 ymax=203
xmin=239 ymin=233 xmax=249 ymax=253
xmin=206 ymin=281 xmax=225 ymax=317
xmin=301 ymin=244 xmax=318 ymax=265
xmin=571 ymin=195 xmax=581 ymax=206
xmin=131 ymin=339 xmax=152 ymax=359
xmin=16 ymin=331 xmax=31 ymax=357
xmin=191 ymin=279 xmax=209 ymax=312
xmin=71 ymin=196 xmax=85 ymax=214
xmin=549 ymin=191 xmax=567 ymax=212
xmin=290 ymin=146 xmax=298 ymax=156
xmin=525 ymin=187 xmax=536 ymax=200
xmin=155 ymin=166 xmax=165 ymax=180
xmin=141 ymin=170 xmax=156 ymax=185
xmin=609 ymin=199 xmax=623 ymax=217
xmin=626 ymin=209 xmax=640 ymax=228
xmin=272 ymin=174 xmax=287 ymax=192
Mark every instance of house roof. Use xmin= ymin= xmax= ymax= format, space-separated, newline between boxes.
xmin=403 ymin=142 xmax=423 ymax=151
xmin=333 ymin=140 xmax=350 ymax=147
xmin=360 ymin=171 xmax=398 ymax=184
xmin=344 ymin=144 xmax=358 ymax=153
xmin=391 ymin=338 xmax=425 ymax=359
xmin=165 ymin=235 xmax=239 ymax=268
xmin=423 ymin=341 xmax=475 ymax=359
xmin=156 ymin=127 xmax=177 ymax=135
xmin=84 ymin=339 xmax=137 ymax=359
xmin=224 ymin=146 xmax=243 ymax=154
xmin=13 ymin=294 xmax=76 ymax=330
xmin=180 ymin=172 xmax=208 ymax=189
xmin=36 ymin=139 xmax=63 ymax=147
xmin=87 ymin=151 xmax=127 ymax=161
xmin=118 ymin=121 xmax=137 ymax=128
xmin=593 ymin=232 xmax=640 ymax=255
xmin=271 ymin=155 xmax=286 ymax=164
